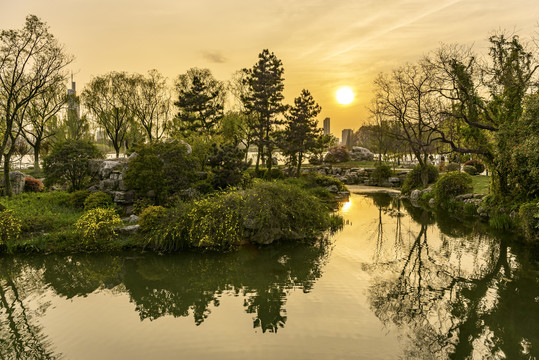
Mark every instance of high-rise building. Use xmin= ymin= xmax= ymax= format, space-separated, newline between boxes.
xmin=323 ymin=117 xmax=330 ymax=135
xmin=341 ymin=129 xmax=353 ymax=149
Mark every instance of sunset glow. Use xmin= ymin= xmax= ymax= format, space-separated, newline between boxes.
xmin=336 ymin=87 xmax=354 ymax=105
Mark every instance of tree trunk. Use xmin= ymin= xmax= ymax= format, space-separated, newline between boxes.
xmin=296 ymin=152 xmax=303 ymax=177
xmin=3 ymin=155 xmax=12 ymax=197
xmin=33 ymin=141 xmax=41 ymax=172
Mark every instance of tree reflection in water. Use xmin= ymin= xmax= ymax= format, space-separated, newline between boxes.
xmin=367 ymin=195 xmax=539 ymax=359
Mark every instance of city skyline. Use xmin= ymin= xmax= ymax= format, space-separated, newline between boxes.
xmin=1 ymin=0 xmax=538 ymax=135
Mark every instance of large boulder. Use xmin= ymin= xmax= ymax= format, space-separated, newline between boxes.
xmin=349 ymin=147 xmax=374 ymax=161
xmin=0 ymin=171 xmax=26 ymax=195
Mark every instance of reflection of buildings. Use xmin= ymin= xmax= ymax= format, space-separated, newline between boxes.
xmin=323 ymin=117 xmax=330 ymax=135
xmin=341 ymin=129 xmax=353 ymax=149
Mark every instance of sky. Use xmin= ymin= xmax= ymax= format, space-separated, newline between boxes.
xmin=1 ymin=0 xmax=538 ymax=137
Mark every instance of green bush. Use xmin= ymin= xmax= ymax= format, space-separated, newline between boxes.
xmin=263 ymin=168 xmax=286 ymax=180
xmin=69 ymin=190 xmax=91 ymax=208
xmin=464 ymin=159 xmax=485 ymax=174
xmin=0 ymin=210 xmax=22 ymax=245
xmin=433 ymin=171 xmax=473 ymax=206
xmin=146 ymin=181 xmax=340 ymax=252
xmin=75 ymin=208 xmax=122 ymax=243
xmin=139 ymin=206 xmax=168 ymax=233
xmin=207 ymin=143 xmax=250 ymax=189
xmin=370 ymin=163 xmax=393 ymax=186
xmin=124 ymin=140 xmax=197 ymax=203
xmin=323 ymin=146 xmax=350 ymax=163
xmin=401 ymin=164 xmax=439 ymax=194
xmin=462 ymin=165 xmax=478 ymax=175
xmin=84 ymin=191 xmax=114 ymax=211
xmin=444 ymin=163 xmax=460 ymax=172
xmin=43 ymin=140 xmax=102 ymax=191
xmin=518 ymin=201 xmax=539 ymax=240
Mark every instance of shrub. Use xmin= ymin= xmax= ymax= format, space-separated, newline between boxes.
xmin=69 ymin=190 xmax=91 ymax=208
xmin=401 ymin=164 xmax=439 ymax=194
xmin=43 ymin=140 xmax=102 ymax=191
xmin=132 ymin=198 xmax=155 ymax=215
xmin=433 ymin=171 xmax=473 ymax=206
xmin=370 ymin=163 xmax=393 ymax=186
xmin=84 ymin=191 xmax=114 ymax=211
xmin=124 ymin=140 xmax=197 ymax=203
xmin=207 ymin=143 xmax=250 ymax=189
xmin=0 ymin=210 xmax=22 ymax=245
xmin=263 ymin=168 xmax=285 ymax=180
xmin=75 ymin=208 xmax=122 ymax=243
xmin=462 ymin=165 xmax=478 ymax=175
xmin=464 ymin=159 xmax=485 ymax=174
xmin=139 ymin=206 xmax=168 ymax=233
xmin=518 ymin=202 xmax=539 ymax=240
xmin=24 ymin=177 xmax=44 ymax=192
xmin=437 ymin=162 xmax=446 ymax=173
xmin=309 ymin=156 xmax=322 ymax=165
xmin=444 ymin=163 xmax=460 ymax=172
xmin=299 ymin=172 xmax=346 ymax=192
xmin=323 ymin=146 xmax=350 ymax=163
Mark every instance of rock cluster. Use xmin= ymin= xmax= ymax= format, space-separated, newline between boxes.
xmin=0 ymin=171 xmax=28 ymax=195
xmin=307 ymin=166 xmax=407 ymax=187
xmin=88 ymin=159 xmax=134 ymax=210
xmin=349 ymin=147 xmax=374 ymax=161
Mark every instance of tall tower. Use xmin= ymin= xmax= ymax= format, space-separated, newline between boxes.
xmin=341 ymin=129 xmax=353 ymax=149
xmin=323 ymin=117 xmax=330 ymax=135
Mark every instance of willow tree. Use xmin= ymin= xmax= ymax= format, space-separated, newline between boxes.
xmin=241 ymin=49 xmax=286 ymax=172
xmin=82 ymin=72 xmax=133 ymax=158
xmin=0 ymin=15 xmax=72 ymax=195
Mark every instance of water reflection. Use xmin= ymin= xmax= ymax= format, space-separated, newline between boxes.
xmin=365 ymin=195 xmax=539 ymax=359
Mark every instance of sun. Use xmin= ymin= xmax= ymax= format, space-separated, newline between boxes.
xmin=336 ymin=86 xmax=354 ymax=105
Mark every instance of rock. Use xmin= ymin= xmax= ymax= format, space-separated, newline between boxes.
xmin=326 ymin=185 xmax=339 ymax=193
xmin=100 ymin=179 xmax=119 ymax=192
xmin=455 ymin=194 xmax=474 ymax=201
xmin=100 ymin=160 xmax=124 ymax=178
xmin=388 ymin=177 xmax=400 ymax=184
xmin=113 ymin=191 xmax=134 ymax=204
xmin=121 ymin=214 xmax=139 ymax=223
xmin=349 ymin=147 xmax=374 ymax=161
xmin=128 ymin=152 xmax=138 ymax=160
xmin=429 ymin=198 xmax=436 ymax=207
xmin=0 ymin=171 xmax=27 ymax=195
xmin=410 ymin=189 xmax=421 ymax=202
xmin=345 ymin=174 xmax=359 ymax=184
xmin=116 ymin=224 xmax=139 ymax=235
xmin=336 ymin=191 xmax=350 ymax=201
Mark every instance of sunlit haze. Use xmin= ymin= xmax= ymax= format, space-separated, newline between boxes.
xmin=1 ymin=0 xmax=538 ymax=135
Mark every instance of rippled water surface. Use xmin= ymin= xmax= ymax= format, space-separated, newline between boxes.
xmin=1 ymin=193 xmax=537 ymax=359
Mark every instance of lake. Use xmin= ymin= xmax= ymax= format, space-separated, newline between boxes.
xmin=1 ymin=193 xmax=537 ymax=359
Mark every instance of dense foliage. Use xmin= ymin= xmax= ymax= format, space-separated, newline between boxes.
xmin=370 ymin=163 xmax=393 ymax=186
xmin=324 ymin=146 xmax=350 ymax=163
xmin=207 ymin=143 xmax=250 ymax=189
xmin=0 ymin=210 xmax=22 ymax=245
xmin=401 ymin=164 xmax=439 ymax=194
xmin=43 ymin=139 xmax=102 ymax=191
xmin=433 ymin=172 xmax=473 ymax=205
xmin=84 ymin=191 xmax=114 ymax=211
xmin=75 ymin=208 xmax=122 ymax=243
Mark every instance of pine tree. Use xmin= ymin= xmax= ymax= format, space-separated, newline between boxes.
xmin=241 ymin=49 xmax=286 ymax=172
xmin=280 ymin=89 xmax=322 ymax=176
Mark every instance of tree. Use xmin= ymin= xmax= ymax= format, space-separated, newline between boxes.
xmin=82 ymin=72 xmax=134 ymax=158
xmin=279 ymin=89 xmax=322 ymax=176
xmin=173 ymin=68 xmax=224 ymax=137
xmin=43 ymin=139 xmax=102 ymax=191
xmin=130 ymin=69 xmax=171 ymax=143
xmin=373 ymin=63 xmax=441 ymax=186
xmin=20 ymin=81 xmax=66 ymax=171
xmin=208 ymin=142 xmax=250 ymax=189
xmin=0 ymin=15 xmax=72 ymax=195
xmin=241 ymin=49 xmax=286 ymax=172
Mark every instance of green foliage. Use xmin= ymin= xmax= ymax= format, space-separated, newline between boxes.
xmin=444 ymin=163 xmax=460 ymax=172
xmin=433 ymin=171 xmax=473 ymax=206
xmin=146 ymin=181 xmax=340 ymax=252
xmin=489 ymin=213 xmax=514 ymax=231
xmin=462 ymin=165 xmax=478 ymax=175
xmin=69 ymin=190 xmax=91 ymax=208
xmin=75 ymin=208 xmax=122 ymax=243
xmin=518 ymin=202 xmax=539 ymax=241
xmin=43 ymin=139 xmax=102 ymax=191
xmin=208 ymin=143 xmax=250 ymax=189
xmin=124 ymin=140 xmax=197 ymax=203
xmin=401 ymin=164 xmax=439 ymax=194
xmin=138 ymin=206 xmax=168 ymax=233
xmin=0 ymin=210 xmax=22 ymax=245
xmin=324 ymin=146 xmax=350 ymax=163
xmin=464 ymin=159 xmax=485 ymax=174
xmin=263 ymin=168 xmax=285 ymax=180
xmin=24 ymin=177 xmax=44 ymax=192
xmin=370 ymin=163 xmax=393 ymax=186
xmin=84 ymin=191 xmax=113 ymax=211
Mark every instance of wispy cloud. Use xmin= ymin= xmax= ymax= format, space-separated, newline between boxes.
xmin=201 ymin=50 xmax=227 ymax=63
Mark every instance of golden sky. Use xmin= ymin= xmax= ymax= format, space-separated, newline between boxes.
xmin=1 ymin=0 xmax=538 ymax=136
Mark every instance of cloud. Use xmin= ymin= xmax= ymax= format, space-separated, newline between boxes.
xmin=201 ymin=50 xmax=227 ymax=63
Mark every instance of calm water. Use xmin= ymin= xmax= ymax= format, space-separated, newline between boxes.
xmin=1 ymin=194 xmax=537 ymax=359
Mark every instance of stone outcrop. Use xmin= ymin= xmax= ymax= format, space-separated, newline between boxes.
xmin=349 ymin=147 xmax=374 ymax=161
xmin=88 ymin=159 xmax=135 ymax=210
xmin=304 ymin=166 xmax=408 ymax=187
xmin=0 ymin=171 xmax=27 ymax=195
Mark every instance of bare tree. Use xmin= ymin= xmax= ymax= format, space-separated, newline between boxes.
xmin=0 ymin=15 xmax=72 ymax=195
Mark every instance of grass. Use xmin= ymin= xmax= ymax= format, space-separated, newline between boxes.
xmin=472 ymin=175 xmax=490 ymax=195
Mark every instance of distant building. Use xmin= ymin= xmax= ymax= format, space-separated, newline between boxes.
xmin=323 ymin=117 xmax=330 ymax=135
xmin=341 ymin=129 xmax=353 ymax=149
xmin=66 ymin=75 xmax=80 ymax=120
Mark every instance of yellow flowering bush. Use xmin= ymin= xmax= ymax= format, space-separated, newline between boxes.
xmin=0 ymin=210 xmax=22 ymax=244
xmin=75 ymin=208 xmax=122 ymax=243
